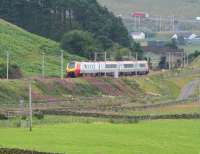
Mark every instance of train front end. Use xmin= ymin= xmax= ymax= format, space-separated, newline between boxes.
xmin=66 ymin=62 xmax=80 ymax=78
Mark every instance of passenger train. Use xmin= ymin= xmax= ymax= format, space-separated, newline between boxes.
xmin=66 ymin=61 xmax=149 ymax=78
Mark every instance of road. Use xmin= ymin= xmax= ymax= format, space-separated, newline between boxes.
xmin=178 ymin=80 xmax=199 ymax=100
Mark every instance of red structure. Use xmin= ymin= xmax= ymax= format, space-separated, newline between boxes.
xmin=131 ymin=12 xmax=147 ymax=18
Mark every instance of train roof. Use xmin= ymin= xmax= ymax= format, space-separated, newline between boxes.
xmin=71 ymin=61 xmax=148 ymax=64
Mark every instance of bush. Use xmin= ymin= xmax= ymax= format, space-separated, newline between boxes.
xmin=0 ymin=64 xmax=22 ymax=79
xmin=34 ymin=112 xmax=44 ymax=120
xmin=61 ymin=30 xmax=99 ymax=58
xmin=21 ymin=115 xmax=27 ymax=120
xmin=0 ymin=114 xmax=8 ymax=120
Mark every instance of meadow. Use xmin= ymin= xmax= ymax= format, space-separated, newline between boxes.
xmin=0 ymin=120 xmax=200 ymax=154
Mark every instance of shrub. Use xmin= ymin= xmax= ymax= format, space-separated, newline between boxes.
xmin=0 ymin=63 xmax=22 ymax=79
xmin=34 ymin=112 xmax=44 ymax=120
xmin=0 ymin=114 xmax=8 ymax=120
xmin=61 ymin=30 xmax=99 ymax=58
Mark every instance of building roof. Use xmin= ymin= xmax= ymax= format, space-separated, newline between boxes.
xmin=131 ymin=12 xmax=146 ymax=17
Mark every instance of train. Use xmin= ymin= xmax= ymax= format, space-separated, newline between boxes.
xmin=66 ymin=61 xmax=149 ymax=78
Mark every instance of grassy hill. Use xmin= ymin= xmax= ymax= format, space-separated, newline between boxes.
xmin=98 ymin=0 xmax=200 ymax=17
xmin=0 ymin=19 xmax=82 ymax=77
xmin=1 ymin=18 xmax=200 ymax=116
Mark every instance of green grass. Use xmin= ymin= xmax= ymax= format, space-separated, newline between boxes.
xmin=0 ymin=19 xmax=83 ymax=77
xmin=0 ymin=120 xmax=200 ymax=154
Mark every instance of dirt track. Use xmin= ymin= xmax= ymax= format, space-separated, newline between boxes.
xmin=178 ymin=80 xmax=199 ymax=100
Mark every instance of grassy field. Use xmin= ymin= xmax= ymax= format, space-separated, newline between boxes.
xmin=0 ymin=120 xmax=200 ymax=154
xmin=98 ymin=0 xmax=200 ymax=17
xmin=0 ymin=19 xmax=82 ymax=77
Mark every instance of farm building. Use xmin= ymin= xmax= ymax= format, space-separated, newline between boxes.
xmin=142 ymin=46 xmax=185 ymax=68
xmin=131 ymin=32 xmax=145 ymax=40
xmin=171 ymin=33 xmax=200 ymax=44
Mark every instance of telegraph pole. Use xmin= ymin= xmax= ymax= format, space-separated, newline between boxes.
xmin=136 ymin=53 xmax=138 ymax=76
xmin=94 ymin=52 xmax=97 ymax=61
xmin=104 ymin=52 xmax=107 ymax=61
xmin=135 ymin=16 xmax=137 ymax=30
xmin=138 ymin=16 xmax=141 ymax=31
xmin=172 ymin=15 xmax=175 ymax=32
xmin=42 ymin=52 xmax=45 ymax=79
xmin=6 ymin=51 xmax=9 ymax=80
xmin=104 ymin=52 xmax=107 ymax=77
xmin=168 ymin=52 xmax=171 ymax=70
xmin=183 ymin=52 xmax=185 ymax=68
xmin=61 ymin=50 xmax=64 ymax=80
xmin=159 ymin=16 xmax=162 ymax=32
xmin=29 ymin=80 xmax=32 ymax=132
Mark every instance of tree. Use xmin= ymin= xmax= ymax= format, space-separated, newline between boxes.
xmin=0 ymin=0 xmax=131 ymax=50
xmin=159 ymin=56 xmax=168 ymax=69
xmin=131 ymin=42 xmax=144 ymax=60
xmin=166 ymin=39 xmax=178 ymax=49
xmin=188 ymin=50 xmax=200 ymax=63
xmin=61 ymin=30 xmax=98 ymax=58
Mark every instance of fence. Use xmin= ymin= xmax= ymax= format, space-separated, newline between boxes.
xmin=0 ymin=51 xmax=66 ymax=79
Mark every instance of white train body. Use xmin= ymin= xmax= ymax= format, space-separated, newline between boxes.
xmin=66 ymin=61 xmax=149 ymax=77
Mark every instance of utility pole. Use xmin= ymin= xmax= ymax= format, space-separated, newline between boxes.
xmin=159 ymin=16 xmax=162 ymax=32
xmin=19 ymin=98 xmax=24 ymax=127
xmin=6 ymin=51 xmax=9 ymax=80
xmin=29 ymin=80 xmax=32 ymax=132
xmin=168 ymin=52 xmax=171 ymax=70
xmin=135 ymin=16 xmax=137 ymax=30
xmin=104 ymin=52 xmax=107 ymax=61
xmin=61 ymin=50 xmax=64 ymax=80
xmin=104 ymin=52 xmax=107 ymax=77
xmin=94 ymin=52 xmax=97 ymax=61
xmin=42 ymin=52 xmax=45 ymax=79
xmin=171 ymin=53 xmax=173 ymax=69
xmin=172 ymin=15 xmax=175 ymax=32
xmin=136 ymin=53 xmax=138 ymax=76
xmin=183 ymin=52 xmax=185 ymax=68
xmin=138 ymin=16 xmax=141 ymax=31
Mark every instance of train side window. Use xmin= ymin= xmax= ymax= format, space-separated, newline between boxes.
xmin=124 ymin=64 xmax=133 ymax=68
xmin=105 ymin=64 xmax=117 ymax=68
xmin=139 ymin=64 xmax=146 ymax=68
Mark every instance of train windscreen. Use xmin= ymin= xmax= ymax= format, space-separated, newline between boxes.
xmin=68 ymin=63 xmax=75 ymax=69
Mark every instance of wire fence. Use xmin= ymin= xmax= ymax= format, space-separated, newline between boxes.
xmin=0 ymin=51 xmax=66 ymax=79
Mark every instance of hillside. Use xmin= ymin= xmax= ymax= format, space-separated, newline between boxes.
xmin=0 ymin=19 xmax=200 ymax=116
xmin=98 ymin=0 xmax=200 ymax=17
xmin=0 ymin=0 xmax=131 ymax=51
xmin=0 ymin=19 xmax=82 ymax=77
xmin=1 ymin=71 xmax=200 ymax=116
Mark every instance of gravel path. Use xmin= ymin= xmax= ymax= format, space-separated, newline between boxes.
xmin=178 ymin=80 xmax=199 ymax=100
